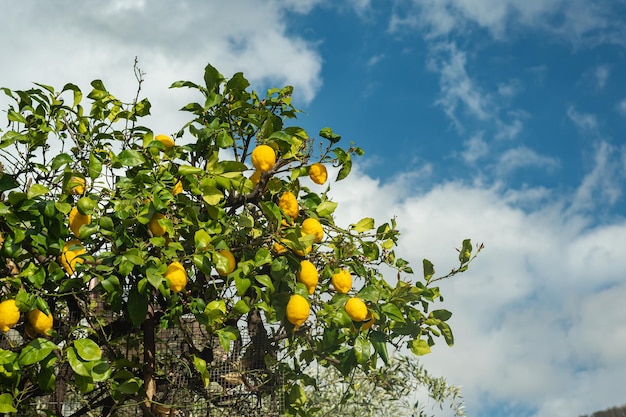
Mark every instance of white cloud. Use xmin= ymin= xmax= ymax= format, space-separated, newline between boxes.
xmin=567 ymin=105 xmax=598 ymax=132
xmin=366 ymin=54 xmax=385 ymax=67
xmin=389 ymin=0 xmax=625 ymax=46
xmin=594 ymin=64 xmax=611 ymax=89
xmin=496 ymin=146 xmax=560 ymax=176
xmin=461 ymin=133 xmax=489 ymax=163
xmin=570 ymin=141 xmax=626 ymax=213
xmin=428 ymin=43 xmax=491 ymax=130
xmin=327 ymin=162 xmax=626 ymax=417
xmin=427 ymin=43 xmax=526 ymax=144
xmin=0 ymin=1 xmax=323 ymax=136
xmin=497 ymin=79 xmax=522 ymax=98
xmin=616 ymin=98 xmax=626 ymax=116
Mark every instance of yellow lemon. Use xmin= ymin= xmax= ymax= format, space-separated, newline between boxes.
xmin=69 ymin=176 xmax=86 ymax=195
xmin=216 ymin=249 xmax=236 ymax=276
xmin=331 ymin=269 xmax=352 ymax=294
xmin=148 ymin=213 xmax=167 ymax=237
xmin=297 ymin=260 xmax=318 ymax=294
xmin=69 ymin=206 xmax=91 ymax=236
xmin=60 ymin=240 xmax=86 ymax=275
xmin=0 ymin=300 xmax=20 ymax=332
xmin=286 ymin=294 xmax=310 ymax=327
xmin=273 ymin=241 xmax=287 ymax=254
xmin=344 ymin=297 xmax=368 ymax=322
xmin=155 ymin=134 xmax=175 ymax=149
xmin=309 ymin=163 xmax=328 ymax=185
xmin=173 ymin=181 xmax=183 ymax=196
xmin=251 ymin=145 xmax=276 ymax=172
xmin=361 ymin=313 xmax=375 ymax=330
xmin=28 ymin=309 xmax=54 ymax=336
xmin=301 ymin=218 xmax=323 ymax=243
xmin=294 ymin=245 xmax=312 ymax=257
xmin=278 ymin=191 xmax=299 ymax=220
xmin=165 ymin=261 xmax=188 ymax=293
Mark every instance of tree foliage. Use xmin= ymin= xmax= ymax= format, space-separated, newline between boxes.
xmin=0 ymin=61 xmax=481 ymax=415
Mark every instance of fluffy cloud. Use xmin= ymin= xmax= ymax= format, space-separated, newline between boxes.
xmin=0 ymin=1 xmax=323 ymax=135
xmin=389 ymin=0 xmax=625 ymax=45
xmin=328 ymin=162 xmax=626 ymax=417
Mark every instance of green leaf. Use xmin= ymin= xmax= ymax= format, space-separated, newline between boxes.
xmin=0 ymin=393 xmax=17 ymax=413
xmin=88 ymin=153 xmax=103 ymax=179
xmin=74 ymin=339 xmax=102 ymax=361
xmin=235 ymin=276 xmax=251 ymax=296
xmin=459 ymin=239 xmax=472 ymax=263
xmin=27 ymin=184 xmax=49 ymax=199
xmin=437 ymin=321 xmax=454 ymax=346
xmin=51 ymin=153 xmax=73 ymax=170
xmin=432 ymin=309 xmax=452 ymax=321
xmin=115 ymin=378 xmax=142 ymax=394
xmin=193 ymin=355 xmax=210 ymax=388
xmin=354 ymin=335 xmax=371 ymax=365
xmin=410 ymin=338 xmax=431 ymax=356
xmin=18 ymin=338 xmax=59 ymax=366
xmin=319 ymin=127 xmax=341 ymax=143
xmin=369 ymin=331 xmax=389 ymax=364
xmin=115 ymin=150 xmax=145 ymax=167
xmin=336 ymin=154 xmax=352 ymax=181
xmin=233 ymin=299 xmax=251 ymax=315
xmin=67 ymin=347 xmax=90 ymax=377
xmin=90 ymin=360 xmax=112 ymax=382
xmin=381 ymin=303 xmax=405 ymax=323
xmin=75 ymin=373 xmax=95 ymax=393
xmin=423 ymin=259 xmax=435 ymax=282
xmin=62 ymin=83 xmax=83 ymax=107
xmin=8 ymin=109 xmax=27 ymax=124
xmin=255 ymin=274 xmax=275 ymax=292
xmin=194 ymin=229 xmax=212 ymax=252
xmin=216 ymin=326 xmax=239 ymax=353
xmin=254 ymin=248 xmax=272 ymax=266
xmin=350 ymin=217 xmax=374 ymax=233
xmin=127 ymin=285 xmax=148 ymax=327
xmin=0 ymin=173 xmax=19 ymax=192
xmin=179 ymin=165 xmax=204 ymax=176
xmin=204 ymin=63 xmax=223 ymax=91
xmin=316 ymin=201 xmax=338 ymax=217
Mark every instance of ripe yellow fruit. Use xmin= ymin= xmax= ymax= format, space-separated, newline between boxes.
xmin=216 ymin=249 xmax=236 ymax=276
xmin=273 ymin=241 xmax=287 ymax=254
xmin=173 ymin=181 xmax=183 ymax=196
xmin=286 ymin=294 xmax=310 ymax=327
xmin=301 ymin=218 xmax=323 ymax=243
xmin=60 ymin=240 xmax=86 ymax=275
xmin=0 ymin=299 xmax=20 ymax=332
xmin=28 ymin=309 xmax=54 ymax=336
xmin=278 ymin=191 xmax=299 ymax=220
xmin=148 ymin=213 xmax=167 ymax=237
xmin=69 ymin=206 xmax=91 ymax=236
xmin=69 ymin=176 xmax=85 ymax=195
xmin=251 ymin=145 xmax=276 ymax=172
xmin=344 ymin=297 xmax=368 ymax=322
xmin=309 ymin=163 xmax=328 ymax=185
xmin=250 ymin=170 xmax=262 ymax=186
xmin=294 ymin=245 xmax=312 ymax=257
xmin=297 ymin=260 xmax=318 ymax=294
xmin=361 ymin=313 xmax=375 ymax=330
xmin=155 ymin=134 xmax=175 ymax=149
xmin=165 ymin=261 xmax=188 ymax=293
xmin=331 ymin=269 xmax=352 ymax=294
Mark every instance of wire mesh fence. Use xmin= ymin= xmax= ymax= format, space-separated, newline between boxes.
xmin=1 ymin=306 xmax=284 ymax=417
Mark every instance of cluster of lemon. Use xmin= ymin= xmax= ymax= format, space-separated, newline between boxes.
xmin=149 ymin=135 xmax=237 ymax=294
xmin=0 ymin=299 xmax=54 ymax=336
xmin=250 ymin=144 xmax=373 ymax=331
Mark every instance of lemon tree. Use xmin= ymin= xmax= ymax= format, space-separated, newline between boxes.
xmin=0 ymin=62 xmax=481 ymax=416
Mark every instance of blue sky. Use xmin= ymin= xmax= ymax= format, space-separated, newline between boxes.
xmin=2 ymin=1 xmax=626 ymax=417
